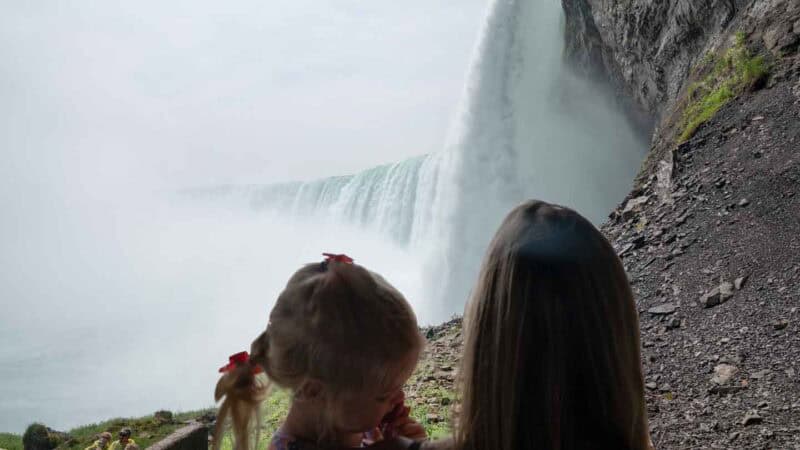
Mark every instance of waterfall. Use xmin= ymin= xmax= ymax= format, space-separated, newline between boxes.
xmin=188 ymin=0 xmax=646 ymax=318
xmin=183 ymin=155 xmax=441 ymax=246
xmin=424 ymin=0 xmax=646 ymax=309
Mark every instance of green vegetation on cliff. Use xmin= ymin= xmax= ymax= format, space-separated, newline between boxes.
xmin=679 ymin=32 xmax=769 ymax=143
xmin=0 ymin=410 xmax=214 ymax=450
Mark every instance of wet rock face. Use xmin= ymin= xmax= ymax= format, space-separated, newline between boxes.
xmin=562 ymin=0 xmax=738 ymax=118
xmin=561 ymin=0 xmax=800 ymax=119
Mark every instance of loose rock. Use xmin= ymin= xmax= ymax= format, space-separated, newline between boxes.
xmin=772 ymin=320 xmax=788 ymax=330
xmin=741 ymin=411 xmax=764 ymax=426
xmin=622 ymin=196 xmax=649 ymax=220
xmin=701 ymin=282 xmax=735 ymax=308
xmin=647 ymin=303 xmax=677 ymax=315
xmin=712 ymin=364 xmax=739 ymax=385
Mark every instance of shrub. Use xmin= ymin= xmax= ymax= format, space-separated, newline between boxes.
xmin=21 ymin=424 xmax=53 ymax=450
xmin=153 ymin=410 xmax=174 ymax=424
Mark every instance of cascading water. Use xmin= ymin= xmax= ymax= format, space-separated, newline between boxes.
xmin=197 ymin=0 xmax=646 ymax=318
xmin=185 ymin=154 xmax=441 ymax=245
xmin=426 ymin=0 xmax=647 ymax=309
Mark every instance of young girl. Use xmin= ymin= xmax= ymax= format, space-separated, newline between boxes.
xmin=214 ymin=253 xmax=427 ymax=450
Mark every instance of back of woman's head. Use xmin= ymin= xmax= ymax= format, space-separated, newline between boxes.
xmin=456 ymin=200 xmax=649 ymax=450
xmin=214 ymin=256 xmax=423 ymax=450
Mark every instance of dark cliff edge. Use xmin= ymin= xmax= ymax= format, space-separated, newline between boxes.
xmin=561 ymin=0 xmax=800 ymax=447
xmin=563 ymin=0 xmax=799 ymax=179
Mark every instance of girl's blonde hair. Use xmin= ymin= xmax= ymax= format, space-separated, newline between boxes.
xmin=214 ymin=257 xmax=424 ymax=450
xmin=455 ymin=200 xmax=650 ymax=450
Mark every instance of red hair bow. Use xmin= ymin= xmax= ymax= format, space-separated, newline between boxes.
xmin=218 ymin=351 xmax=263 ymax=374
xmin=323 ymin=253 xmax=354 ymax=263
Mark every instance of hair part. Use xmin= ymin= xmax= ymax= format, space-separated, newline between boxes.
xmin=456 ymin=200 xmax=650 ymax=450
xmin=214 ymin=259 xmax=424 ymax=450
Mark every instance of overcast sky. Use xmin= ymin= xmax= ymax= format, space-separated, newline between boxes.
xmin=0 ymin=0 xmax=487 ymax=197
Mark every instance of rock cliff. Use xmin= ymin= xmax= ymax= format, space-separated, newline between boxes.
xmin=562 ymin=0 xmax=799 ymax=157
xmin=560 ymin=0 xmax=800 ymax=447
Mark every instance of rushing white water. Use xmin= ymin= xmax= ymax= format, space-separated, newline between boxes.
xmin=197 ymin=0 xmax=646 ymax=315
xmin=426 ymin=0 xmax=646 ymax=307
xmin=186 ymin=155 xmax=441 ymax=246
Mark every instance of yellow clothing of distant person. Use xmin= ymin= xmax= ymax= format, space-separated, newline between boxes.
xmin=108 ymin=439 xmax=135 ymax=450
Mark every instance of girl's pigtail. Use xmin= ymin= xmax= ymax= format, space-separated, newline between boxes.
xmin=249 ymin=330 xmax=272 ymax=447
xmin=213 ymin=341 xmax=270 ymax=450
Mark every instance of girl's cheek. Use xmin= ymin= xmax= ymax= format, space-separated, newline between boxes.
xmin=381 ymin=389 xmax=403 ymax=408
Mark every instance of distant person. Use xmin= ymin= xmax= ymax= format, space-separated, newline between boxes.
xmin=84 ymin=431 xmax=112 ymax=450
xmin=368 ymin=200 xmax=653 ymax=450
xmin=213 ymin=253 xmax=427 ymax=450
xmin=108 ymin=428 xmax=135 ymax=450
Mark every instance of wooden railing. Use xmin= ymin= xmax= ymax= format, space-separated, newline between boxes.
xmin=148 ymin=422 xmax=208 ymax=450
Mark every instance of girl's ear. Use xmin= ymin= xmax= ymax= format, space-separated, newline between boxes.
xmin=296 ymin=378 xmax=324 ymax=400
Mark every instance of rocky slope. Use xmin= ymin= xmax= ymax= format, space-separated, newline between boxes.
xmin=605 ymin=79 xmax=800 ymax=448
xmin=404 ymin=319 xmax=463 ymax=440
xmin=559 ymin=0 xmax=800 ymax=447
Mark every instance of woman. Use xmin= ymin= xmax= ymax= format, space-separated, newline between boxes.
xmin=377 ymin=200 xmax=652 ymax=450
xmin=453 ymin=200 xmax=650 ymax=449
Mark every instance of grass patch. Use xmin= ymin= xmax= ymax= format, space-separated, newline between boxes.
xmin=5 ymin=408 xmax=216 ymax=449
xmin=11 ymin=385 xmax=455 ymax=449
xmin=214 ymin=381 xmax=457 ymax=447
xmin=678 ymin=32 xmax=769 ymax=142
xmin=0 ymin=432 xmax=23 ymax=450
xmin=215 ymin=388 xmax=291 ymax=450
xmin=407 ymin=386 xmax=455 ymax=440
xmin=57 ymin=416 xmax=184 ymax=449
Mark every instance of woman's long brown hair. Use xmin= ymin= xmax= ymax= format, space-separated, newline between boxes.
xmin=455 ymin=200 xmax=650 ymax=450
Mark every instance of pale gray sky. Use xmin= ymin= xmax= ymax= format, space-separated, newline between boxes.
xmin=0 ymin=0 xmax=487 ymax=197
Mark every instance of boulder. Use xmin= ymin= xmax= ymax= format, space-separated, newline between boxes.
xmin=702 ymin=282 xmax=735 ymax=308
xmin=621 ymin=196 xmax=650 ymax=220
